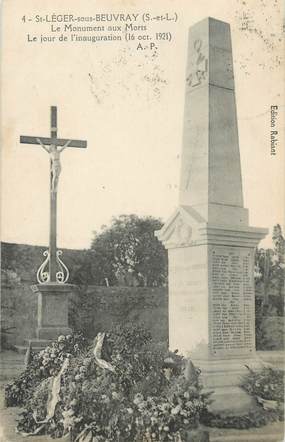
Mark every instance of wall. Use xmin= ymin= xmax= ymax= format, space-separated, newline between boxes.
xmin=1 ymin=275 xmax=168 ymax=346
xmin=1 ymin=276 xmax=284 ymax=351
xmin=1 ymin=274 xmax=38 ymax=346
xmin=70 ymin=285 xmax=168 ymax=343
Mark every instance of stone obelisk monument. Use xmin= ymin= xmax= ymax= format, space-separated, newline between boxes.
xmin=156 ymin=18 xmax=268 ymax=414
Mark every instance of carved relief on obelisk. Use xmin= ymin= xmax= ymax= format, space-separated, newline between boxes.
xmin=186 ymin=38 xmax=208 ymax=89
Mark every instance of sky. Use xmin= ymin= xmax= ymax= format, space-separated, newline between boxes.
xmin=1 ymin=0 xmax=284 ymax=250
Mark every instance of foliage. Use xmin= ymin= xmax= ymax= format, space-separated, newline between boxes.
xmin=81 ymin=214 xmax=167 ymax=287
xmin=255 ymin=297 xmax=265 ymax=350
xmin=201 ymin=366 xmax=285 ymax=430
xmin=8 ymin=326 xmax=210 ymax=441
xmin=255 ymin=297 xmax=284 ymax=351
xmin=1 ymin=268 xmax=21 ymax=286
xmin=1 ymin=242 xmax=87 ymax=285
xmin=241 ymin=366 xmax=284 ymax=403
xmin=255 ymin=224 xmax=285 ymax=316
xmin=0 ymin=321 xmax=16 ymax=351
xmin=255 ymin=224 xmax=285 ymax=350
xmin=1 ymin=216 xmax=167 ymax=286
xmin=1 ymin=269 xmax=18 ymax=350
xmin=201 ymin=408 xmax=283 ymax=429
xmin=4 ymin=333 xmax=88 ymax=407
xmin=255 ymin=316 xmax=284 ymax=351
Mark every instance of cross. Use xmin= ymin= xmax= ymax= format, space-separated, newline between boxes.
xmin=20 ymin=106 xmax=87 ymax=283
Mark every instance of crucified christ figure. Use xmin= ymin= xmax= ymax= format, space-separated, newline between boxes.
xmin=37 ymin=138 xmax=72 ymax=192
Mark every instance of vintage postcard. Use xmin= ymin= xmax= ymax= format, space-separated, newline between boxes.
xmin=0 ymin=0 xmax=284 ymax=441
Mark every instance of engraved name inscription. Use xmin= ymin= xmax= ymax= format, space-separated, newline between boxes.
xmin=211 ymin=248 xmax=254 ymax=355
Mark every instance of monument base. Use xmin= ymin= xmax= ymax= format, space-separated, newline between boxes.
xmin=22 ymin=338 xmax=54 ymax=353
xmin=32 ymin=282 xmax=74 ymax=342
xmin=193 ymin=357 xmax=265 ymax=415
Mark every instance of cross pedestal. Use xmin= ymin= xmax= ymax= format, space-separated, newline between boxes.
xmin=36 ymin=283 xmax=73 ymax=340
xmin=27 ymin=283 xmax=74 ymax=350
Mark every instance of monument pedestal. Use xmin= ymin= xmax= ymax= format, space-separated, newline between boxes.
xmin=156 ymin=215 xmax=267 ymax=414
xmin=193 ymin=357 xmax=264 ymax=415
xmin=30 ymin=283 xmax=73 ymax=347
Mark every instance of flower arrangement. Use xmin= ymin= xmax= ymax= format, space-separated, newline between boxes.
xmin=241 ymin=366 xmax=284 ymax=403
xmin=6 ymin=325 xmax=210 ymax=441
xmin=4 ymin=333 xmax=88 ymax=407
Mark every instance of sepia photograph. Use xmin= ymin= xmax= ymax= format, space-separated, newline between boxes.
xmin=0 ymin=0 xmax=284 ymax=441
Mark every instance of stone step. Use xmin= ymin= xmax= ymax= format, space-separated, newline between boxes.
xmin=15 ymin=345 xmax=46 ymax=355
xmin=15 ymin=345 xmax=31 ymax=355
xmin=15 ymin=339 xmax=52 ymax=355
xmin=0 ymin=357 xmax=25 ymax=365
xmin=25 ymin=339 xmax=52 ymax=347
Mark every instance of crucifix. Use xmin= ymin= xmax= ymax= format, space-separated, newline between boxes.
xmin=20 ymin=106 xmax=87 ymax=284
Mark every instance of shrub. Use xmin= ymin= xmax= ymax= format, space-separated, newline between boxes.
xmin=241 ymin=366 xmax=284 ymax=403
xmin=256 ymin=316 xmax=284 ymax=351
xmin=201 ymin=366 xmax=284 ymax=429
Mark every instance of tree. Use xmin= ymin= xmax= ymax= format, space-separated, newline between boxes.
xmin=86 ymin=214 xmax=167 ymax=287
xmin=255 ymin=224 xmax=285 ymax=316
xmin=271 ymin=224 xmax=285 ymax=307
